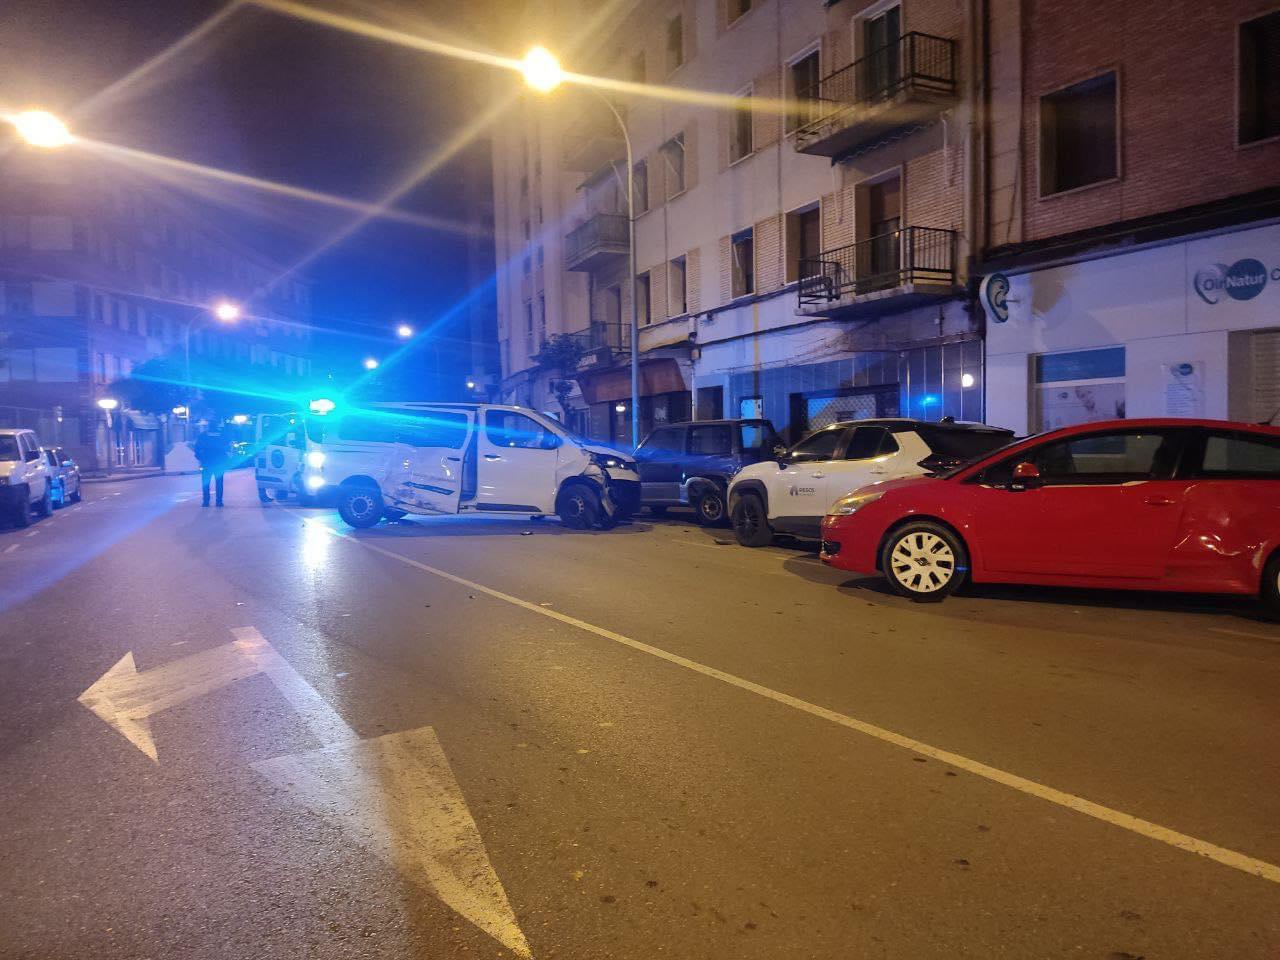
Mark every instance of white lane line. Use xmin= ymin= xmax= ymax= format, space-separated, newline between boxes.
xmin=3 ymin=543 xmax=18 ymax=554
xmin=309 ymin=518 xmax=1280 ymax=886
xmin=25 ymin=530 xmax=38 ymax=538
xmin=1211 ymin=627 xmax=1280 ymax=642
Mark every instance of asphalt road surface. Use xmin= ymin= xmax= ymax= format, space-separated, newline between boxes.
xmin=2 ymin=471 xmax=1278 ymax=960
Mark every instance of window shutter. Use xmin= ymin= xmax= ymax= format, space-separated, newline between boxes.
xmin=718 ymin=235 xmax=732 ymax=304
xmin=753 ymin=215 xmax=784 ymax=292
xmin=687 ymin=246 xmax=702 ymax=314
xmin=752 ymin=67 xmax=782 ymax=149
xmin=649 ymin=262 xmax=668 ymax=321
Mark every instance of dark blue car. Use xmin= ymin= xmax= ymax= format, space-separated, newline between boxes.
xmin=634 ymin=419 xmax=782 ymax=526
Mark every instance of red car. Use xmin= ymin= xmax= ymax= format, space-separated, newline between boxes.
xmin=820 ymin=418 xmax=1280 ymax=612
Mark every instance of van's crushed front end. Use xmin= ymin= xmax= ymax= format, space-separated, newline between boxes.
xmin=580 ymin=447 xmax=641 ymax=521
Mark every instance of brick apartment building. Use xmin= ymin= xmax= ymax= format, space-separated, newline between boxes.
xmin=0 ymin=149 xmax=314 ymax=471
xmin=980 ymin=0 xmax=1280 ymax=433
xmin=494 ymin=0 xmax=985 ymax=445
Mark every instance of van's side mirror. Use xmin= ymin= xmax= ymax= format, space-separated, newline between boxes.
xmin=540 ymin=433 xmax=561 ymax=450
xmin=24 ymin=449 xmax=39 ymax=463
xmin=1009 ymin=462 xmax=1041 ymax=491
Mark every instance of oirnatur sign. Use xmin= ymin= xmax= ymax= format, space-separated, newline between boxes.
xmin=1193 ymin=258 xmax=1278 ymax=305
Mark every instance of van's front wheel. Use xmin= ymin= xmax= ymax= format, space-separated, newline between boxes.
xmin=557 ymin=483 xmax=601 ymax=530
xmin=338 ymin=483 xmax=384 ymax=529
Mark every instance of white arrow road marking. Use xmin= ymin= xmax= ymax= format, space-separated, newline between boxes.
xmin=254 ymin=727 xmax=532 ymax=958
xmin=79 ymin=627 xmax=532 ymax=955
xmin=78 ymin=641 xmax=263 ymax=760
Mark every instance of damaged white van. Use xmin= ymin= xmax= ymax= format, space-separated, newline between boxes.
xmin=304 ymin=402 xmax=641 ymax=530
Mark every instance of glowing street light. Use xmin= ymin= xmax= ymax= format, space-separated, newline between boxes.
xmin=213 ymin=300 xmax=242 ymax=323
xmin=10 ymin=109 xmax=73 ymax=149
xmin=231 ymin=414 xmax=249 ymax=425
xmin=395 ymin=323 xmax=414 ymax=339
xmin=96 ymin=397 xmax=119 ymax=411
xmin=172 ymin=405 xmax=189 ymax=416
xmin=520 ymin=46 xmax=563 ymax=93
xmin=363 ymin=357 xmax=379 ymax=370
xmin=465 ymin=378 xmax=476 ymax=390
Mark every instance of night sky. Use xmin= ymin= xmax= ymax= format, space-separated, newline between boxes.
xmin=1 ymin=0 xmax=498 ymax=391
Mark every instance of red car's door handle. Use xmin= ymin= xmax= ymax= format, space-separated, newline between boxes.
xmin=1143 ymin=497 xmax=1177 ymax=506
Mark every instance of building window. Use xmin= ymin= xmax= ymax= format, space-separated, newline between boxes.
xmin=635 ymin=272 xmax=651 ymax=325
xmin=630 ymin=50 xmax=646 ymax=84
xmin=1239 ymin=11 xmax=1280 ymax=145
xmin=537 ymin=294 xmax=546 ymax=348
xmin=730 ymin=90 xmax=753 ymax=163
xmin=669 ymin=255 xmax=687 ymax=315
xmin=661 ymin=134 xmax=686 ymax=198
xmin=862 ymin=6 xmax=902 ymax=99
xmin=728 ymin=0 xmax=752 ymax=25
xmin=667 ymin=15 xmax=684 ymax=72
xmin=731 ymin=229 xmax=754 ymax=298
xmin=787 ymin=50 xmax=821 ymax=132
xmin=633 ymin=159 xmax=649 ymax=212
xmin=1039 ymin=71 xmax=1118 ymax=195
xmin=524 ymin=301 xmax=533 ymax=338
xmin=785 ymin=205 xmax=821 ymax=282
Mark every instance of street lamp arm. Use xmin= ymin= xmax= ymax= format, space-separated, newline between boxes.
xmin=586 ymin=87 xmax=641 ymax=449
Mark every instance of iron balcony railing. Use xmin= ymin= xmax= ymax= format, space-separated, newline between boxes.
xmin=567 ymin=320 xmax=631 ymax=355
xmin=795 ymin=32 xmax=957 ymax=139
xmin=797 ymin=226 xmax=957 ymax=306
xmin=565 ymin=213 xmax=629 ymax=268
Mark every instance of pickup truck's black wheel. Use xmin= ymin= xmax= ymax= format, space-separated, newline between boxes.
xmin=69 ymin=483 xmax=81 ymax=504
xmin=337 ymin=484 xmax=384 ymax=529
xmin=694 ymin=488 xmax=727 ymax=527
xmin=12 ymin=486 xmax=32 ymax=528
xmin=556 ymin=483 xmax=600 ymax=530
xmin=731 ymin=493 xmax=773 ymax=547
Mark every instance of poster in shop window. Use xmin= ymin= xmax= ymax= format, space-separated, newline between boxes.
xmin=1163 ymin=362 xmax=1205 ymax=418
xmin=1036 ymin=382 xmax=1126 ymax=431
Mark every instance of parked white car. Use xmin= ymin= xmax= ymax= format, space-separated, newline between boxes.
xmin=727 ymin=418 xmax=1014 ymax=546
xmin=301 ymin=402 xmax=641 ymax=530
xmin=0 ymin=428 xmax=53 ymax=527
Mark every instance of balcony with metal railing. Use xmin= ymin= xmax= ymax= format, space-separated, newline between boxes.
xmin=797 ymin=226 xmax=959 ymax=315
xmin=565 ymin=321 xmax=630 ymax=372
xmin=794 ymin=32 xmax=958 ymax=157
xmin=565 ymin=213 xmax=629 ymax=272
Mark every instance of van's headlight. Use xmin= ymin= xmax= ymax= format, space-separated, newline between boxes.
xmin=828 ymin=491 xmax=884 ymax=516
xmin=304 ymin=474 xmax=326 ymax=491
xmin=305 ymin=451 xmax=326 ymax=469
xmin=591 ymin=453 xmax=634 ymax=472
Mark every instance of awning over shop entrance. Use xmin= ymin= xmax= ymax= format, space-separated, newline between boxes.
xmin=576 ymin=359 xmax=687 ymax=405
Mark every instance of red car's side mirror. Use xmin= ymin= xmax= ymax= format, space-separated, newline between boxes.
xmin=1010 ymin=461 xmax=1041 ymax=491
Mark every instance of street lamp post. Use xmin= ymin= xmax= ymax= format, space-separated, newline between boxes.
xmin=521 ymin=48 xmax=641 ymax=449
xmin=183 ymin=300 xmax=241 ymax=411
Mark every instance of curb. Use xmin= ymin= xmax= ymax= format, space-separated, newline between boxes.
xmin=82 ymin=471 xmax=165 ymax=484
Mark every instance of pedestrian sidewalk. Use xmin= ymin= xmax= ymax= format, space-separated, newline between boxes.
xmin=82 ymin=467 xmax=165 ymax=484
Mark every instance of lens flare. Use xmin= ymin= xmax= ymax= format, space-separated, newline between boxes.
xmin=521 ymin=47 xmax=563 ymax=93
xmin=10 ymin=110 xmax=73 ymax=149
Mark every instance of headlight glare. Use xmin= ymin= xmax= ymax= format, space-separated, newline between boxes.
xmin=828 ymin=491 xmax=884 ymax=516
xmin=305 ymin=451 xmax=326 ymax=469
